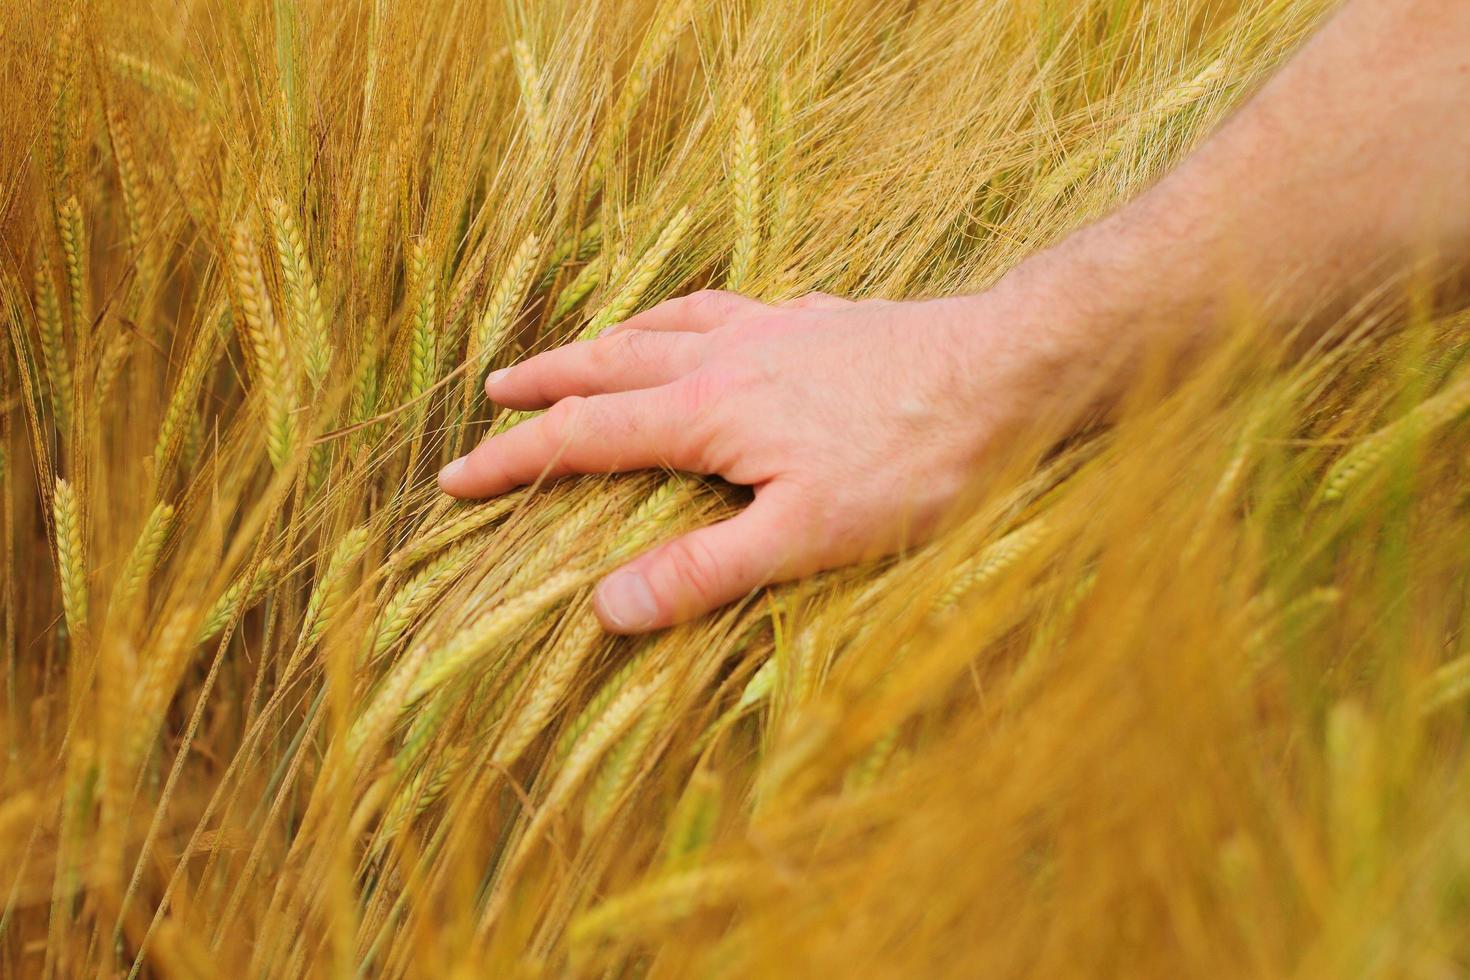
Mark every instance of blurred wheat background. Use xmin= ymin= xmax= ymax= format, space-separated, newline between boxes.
xmin=5 ymin=0 xmax=1470 ymax=975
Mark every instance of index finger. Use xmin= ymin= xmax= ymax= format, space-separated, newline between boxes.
xmin=437 ymin=386 xmax=701 ymax=498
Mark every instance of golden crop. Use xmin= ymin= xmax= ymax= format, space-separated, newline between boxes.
xmin=4 ymin=0 xmax=1469 ymax=976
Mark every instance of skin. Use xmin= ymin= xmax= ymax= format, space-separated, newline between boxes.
xmin=440 ymin=0 xmax=1470 ymax=633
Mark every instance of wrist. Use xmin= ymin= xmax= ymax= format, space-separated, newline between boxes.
xmin=987 ymin=208 xmax=1223 ymax=410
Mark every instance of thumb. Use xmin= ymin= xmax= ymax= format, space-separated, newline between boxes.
xmin=594 ymin=486 xmax=808 ymax=633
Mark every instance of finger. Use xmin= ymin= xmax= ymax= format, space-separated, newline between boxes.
xmin=437 ymin=388 xmax=694 ymax=498
xmin=486 ymin=330 xmax=704 ymax=409
xmin=602 ymin=289 xmax=765 ymax=336
xmin=594 ymin=486 xmax=813 ymax=632
xmin=779 ymin=291 xmax=852 ymax=311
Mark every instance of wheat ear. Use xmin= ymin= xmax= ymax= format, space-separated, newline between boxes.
xmin=1321 ymin=374 xmax=1470 ymax=502
xmin=402 ymin=566 xmax=593 ymax=706
xmin=470 ymin=233 xmax=540 ymax=375
xmin=727 ymin=105 xmax=761 ymax=292
xmin=568 ymin=864 xmax=753 ymax=947
xmin=196 ymin=559 xmax=281 ymax=645
xmin=542 ymin=220 xmax=604 ymax=285
xmin=49 ymin=13 xmax=80 ymax=183
xmin=57 ymin=196 xmax=89 ymax=334
xmin=105 ymin=107 xmax=150 ymax=260
xmin=512 ymin=40 xmax=550 ymax=153
xmin=386 ymin=493 xmax=523 ymax=569
xmin=585 ymin=207 xmax=695 ymax=336
xmin=296 ymin=526 xmax=372 ymax=652
xmin=109 ymin=501 xmax=174 ymax=614
xmin=490 ymin=610 xmax=603 ymax=770
xmin=348 ymin=567 xmax=589 ymax=758
xmin=583 ymin=684 xmax=670 ymax=831
xmin=661 ymin=770 xmax=722 ymax=868
xmin=554 ymin=649 xmax=650 ymax=762
xmin=95 ymin=331 xmax=133 ymax=412
xmin=552 ymin=252 xmax=607 ymax=321
xmin=229 ymin=221 xmax=296 ymax=470
xmin=406 ymin=238 xmax=438 ymax=402
xmin=590 ymin=0 xmax=698 ymax=189
xmin=34 ymin=262 xmax=71 ymax=434
xmin=369 ymin=537 xmax=484 ymax=662
xmin=53 ymin=478 xmax=89 ymax=648
xmin=108 ymin=50 xmax=204 ymax=114
xmin=268 ymin=197 xmax=332 ymax=392
xmin=935 ymin=517 xmax=1053 ymax=610
xmin=151 ymin=301 xmax=225 ymax=486
xmin=1035 ymin=58 xmax=1226 ymax=202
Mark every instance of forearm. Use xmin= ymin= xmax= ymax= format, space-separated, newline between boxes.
xmin=1000 ymin=0 xmax=1470 ymax=386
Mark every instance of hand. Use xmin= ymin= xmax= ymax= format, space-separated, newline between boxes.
xmin=437 ymin=284 xmax=1098 ymax=633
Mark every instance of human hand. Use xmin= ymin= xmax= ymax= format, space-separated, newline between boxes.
xmin=438 ymin=283 xmax=1105 ymax=633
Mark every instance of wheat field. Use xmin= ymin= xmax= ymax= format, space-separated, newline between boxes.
xmin=4 ymin=0 xmax=1470 ymax=975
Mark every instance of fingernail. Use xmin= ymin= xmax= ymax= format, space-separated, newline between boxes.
xmin=597 ymin=571 xmax=659 ymax=631
xmin=486 ymin=368 xmax=510 ymax=388
xmin=438 ymin=457 xmax=466 ymax=487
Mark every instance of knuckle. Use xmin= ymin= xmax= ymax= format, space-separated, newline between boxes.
xmin=664 ymin=535 xmax=725 ymax=607
xmin=544 ymin=396 xmax=589 ymax=444
xmin=686 ymin=288 xmax=736 ymax=318
xmin=733 ymin=313 xmax=791 ymax=342
xmin=616 ymin=328 xmax=657 ymax=365
xmin=667 ymin=373 xmax=735 ymax=471
xmin=675 ymin=369 xmax=734 ymax=419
